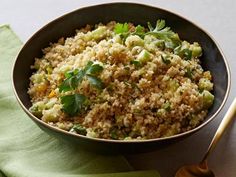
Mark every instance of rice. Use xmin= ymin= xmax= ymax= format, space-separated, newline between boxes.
xmin=28 ymin=20 xmax=214 ymax=140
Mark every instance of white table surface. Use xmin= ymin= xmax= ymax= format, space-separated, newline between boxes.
xmin=1 ymin=0 xmax=235 ymax=176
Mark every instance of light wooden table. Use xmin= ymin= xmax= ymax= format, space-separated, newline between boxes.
xmin=1 ymin=0 xmax=235 ymax=176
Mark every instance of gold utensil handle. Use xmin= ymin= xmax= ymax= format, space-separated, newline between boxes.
xmin=202 ymin=98 xmax=236 ymax=163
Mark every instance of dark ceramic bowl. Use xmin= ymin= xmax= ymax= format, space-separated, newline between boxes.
xmin=12 ymin=3 xmax=230 ymax=154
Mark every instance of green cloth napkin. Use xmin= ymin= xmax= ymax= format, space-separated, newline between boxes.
xmin=0 ymin=25 xmax=160 ymax=177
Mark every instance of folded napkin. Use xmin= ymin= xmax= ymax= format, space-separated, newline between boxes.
xmin=0 ymin=25 xmax=160 ymax=177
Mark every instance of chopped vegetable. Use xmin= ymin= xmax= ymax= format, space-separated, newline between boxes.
xmin=202 ymin=90 xmax=214 ymax=109
xmin=90 ymin=26 xmax=107 ymax=40
xmin=45 ymin=98 xmax=57 ymax=109
xmin=48 ymin=90 xmax=56 ymax=98
xmin=42 ymin=104 xmax=61 ymax=122
xmin=190 ymin=42 xmax=202 ymax=57
xmin=144 ymin=35 xmax=165 ymax=51
xmin=29 ymin=101 xmax=45 ymax=117
xmin=199 ymin=78 xmax=213 ymax=91
xmin=125 ymin=35 xmax=144 ymax=48
xmin=137 ymin=49 xmax=151 ymax=64
xmin=168 ymin=79 xmax=180 ymax=92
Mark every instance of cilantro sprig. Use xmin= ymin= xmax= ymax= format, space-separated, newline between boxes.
xmin=114 ymin=20 xmax=181 ymax=49
xmin=61 ymin=93 xmax=87 ymax=116
xmin=114 ymin=23 xmax=129 ymax=34
xmin=161 ymin=55 xmax=171 ymax=65
xmin=59 ymin=61 xmax=104 ymax=116
xmin=59 ymin=61 xmax=104 ymax=92
xmin=114 ymin=23 xmax=146 ymax=40
xmin=146 ymin=20 xmax=181 ymax=49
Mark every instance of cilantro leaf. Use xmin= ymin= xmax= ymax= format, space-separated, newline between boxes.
xmin=161 ymin=55 xmax=171 ymax=65
xmin=185 ymin=68 xmax=193 ymax=79
xmin=174 ymin=46 xmax=192 ymax=60
xmin=87 ymin=75 xmax=104 ymax=90
xmin=163 ymin=102 xmax=171 ymax=112
xmin=132 ymin=25 xmax=145 ymax=38
xmin=83 ymin=61 xmax=93 ymax=71
xmin=147 ymin=20 xmax=181 ymax=49
xmin=130 ymin=60 xmax=142 ymax=68
xmin=86 ymin=63 xmax=103 ymax=75
xmin=114 ymin=23 xmax=129 ymax=34
xmin=70 ymin=124 xmax=87 ymax=135
xmin=59 ymin=70 xmax=84 ymax=92
xmin=61 ymin=93 xmax=87 ymax=116
xmin=65 ymin=69 xmax=79 ymax=78
xmin=110 ymin=129 xmax=118 ymax=139
xmin=148 ymin=19 xmax=166 ymax=31
xmin=59 ymin=61 xmax=104 ymax=92
xmin=147 ymin=22 xmax=154 ymax=31
xmin=114 ymin=23 xmax=130 ymax=41
xmin=182 ymin=49 xmax=192 ymax=60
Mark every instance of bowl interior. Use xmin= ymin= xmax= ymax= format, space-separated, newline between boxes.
xmin=13 ymin=3 xmax=230 ymax=142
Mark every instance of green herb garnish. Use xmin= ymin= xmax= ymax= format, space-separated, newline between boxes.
xmin=163 ymin=102 xmax=171 ymax=112
xmin=86 ymin=62 xmax=104 ymax=75
xmin=185 ymin=68 xmax=193 ymax=79
xmin=87 ymin=75 xmax=104 ymax=90
xmin=146 ymin=20 xmax=181 ymax=49
xmin=70 ymin=124 xmax=87 ymax=135
xmin=114 ymin=23 xmax=146 ymax=40
xmin=174 ymin=46 xmax=192 ymax=60
xmin=114 ymin=23 xmax=130 ymax=40
xmin=59 ymin=61 xmax=104 ymax=92
xmin=59 ymin=69 xmax=83 ymax=92
xmin=132 ymin=25 xmax=146 ymax=38
xmin=131 ymin=83 xmax=141 ymax=92
xmin=182 ymin=49 xmax=192 ymax=60
xmin=114 ymin=19 xmax=181 ymax=49
xmin=110 ymin=129 xmax=118 ymax=140
xmin=161 ymin=55 xmax=171 ymax=65
xmin=130 ymin=60 xmax=142 ymax=68
xmin=61 ymin=93 xmax=87 ymax=116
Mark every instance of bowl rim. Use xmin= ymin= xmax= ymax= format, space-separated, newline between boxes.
xmin=12 ymin=2 xmax=231 ymax=144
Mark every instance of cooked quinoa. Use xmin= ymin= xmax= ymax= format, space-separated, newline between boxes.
xmin=28 ymin=20 xmax=214 ymax=140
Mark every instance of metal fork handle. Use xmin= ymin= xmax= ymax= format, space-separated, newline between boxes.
xmin=201 ymin=98 xmax=236 ymax=163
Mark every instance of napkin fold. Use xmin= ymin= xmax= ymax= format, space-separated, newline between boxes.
xmin=0 ymin=25 xmax=160 ymax=177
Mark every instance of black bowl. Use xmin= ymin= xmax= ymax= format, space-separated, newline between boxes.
xmin=12 ymin=3 xmax=230 ymax=154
